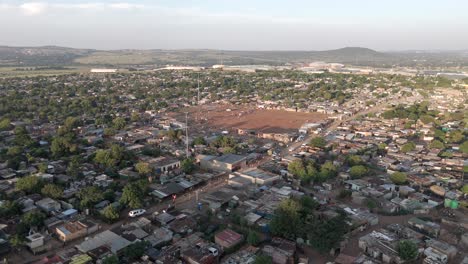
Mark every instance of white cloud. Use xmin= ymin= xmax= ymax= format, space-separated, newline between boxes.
xmin=5 ymin=2 xmax=146 ymax=16
xmin=20 ymin=2 xmax=47 ymax=15
xmin=109 ymin=3 xmax=144 ymax=9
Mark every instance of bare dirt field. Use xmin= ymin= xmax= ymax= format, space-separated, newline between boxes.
xmin=174 ymin=104 xmax=327 ymax=133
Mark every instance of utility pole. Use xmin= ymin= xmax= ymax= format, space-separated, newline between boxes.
xmin=185 ymin=112 xmax=189 ymax=158
xmin=197 ymin=73 xmax=200 ymax=104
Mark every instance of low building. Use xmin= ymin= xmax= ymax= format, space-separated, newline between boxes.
xmin=76 ymin=230 xmax=132 ymax=254
xmin=36 ymin=198 xmax=61 ymax=213
xmin=55 ymin=220 xmax=98 ymax=242
xmin=215 ymin=229 xmax=244 ymax=249
xmin=232 ymin=168 xmax=281 ymax=185
xmin=198 ymin=154 xmax=247 ymax=172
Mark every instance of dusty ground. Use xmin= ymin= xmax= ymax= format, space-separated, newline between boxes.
xmin=174 ymin=104 xmax=327 ymax=134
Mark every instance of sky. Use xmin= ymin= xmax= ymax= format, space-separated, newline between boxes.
xmin=0 ymin=0 xmax=467 ymax=51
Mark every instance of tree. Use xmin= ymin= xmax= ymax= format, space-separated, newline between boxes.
xmin=102 ymin=255 xmax=119 ymax=264
xmin=102 ymin=205 xmax=120 ymax=223
xmin=192 ymin=136 xmax=207 ymax=146
xmin=349 ymin=165 xmax=369 ymax=179
xmin=461 ymin=184 xmax=468 ymax=195
xmin=247 ymin=231 xmax=260 ymax=246
xmin=9 ymin=234 xmax=25 ymax=249
xmin=120 ymin=181 xmax=147 ymax=209
xmin=78 ymin=186 xmax=104 ymax=209
xmin=41 ymin=184 xmax=63 ymax=199
xmin=135 ymin=162 xmax=151 ymax=176
xmin=429 ymin=140 xmax=444 ymax=149
xmin=16 ymin=176 xmax=43 ymax=193
xmin=181 ymin=158 xmax=195 ymax=174
xmin=288 ymin=160 xmax=307 ymax=179
xmin=319 ymin=161 xmax=337 ymax=180
xmin=123 ymin=241 xmax=149 ymax=260
xmin=112 ymin=117 xmax=126 ymax=130
xmin=397 ymin=240 xmax=418 ymax=261
xmin=307 ymin=212 xmax=349 ymax=253
xmin=22 ymin=211 xmax=45 ymax=228
xmin=337 ymin=189 xmax=352 ymax=200
xmin=460 ymin=141 xmax=468 ymax=154
xmin=449 ymin=130 xmax=464 ymax=143
xmin=390 ymin=172 xmax=408 ymax=185
xmin=0 ymin=118 xmax=11 ymax=131
xmin=254 ymin=254 xmax=273 ymax=264
xmin=346 ymin=155 xmax=363 ymax=166
xmin=309 ymin=137 xmax=327 ymax=149
xmin=270 ymin=199 xmax=302 ymax=240
xmin=94 ymin=144 xmax=126 ymax=169
xmin=38 ymin=163 xmax=48 ymax=173
xmin=401 ymin=142 xmax=416 ymax=153
xmin=0 ymin=200 xmax=23 ymax=218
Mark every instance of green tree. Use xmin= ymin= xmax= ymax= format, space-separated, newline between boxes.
xmin=120 ymin=181 xmax=147 ymax=209
xmin=337 ymin=189 xmax=352 ymax=200
xmin=346 ymin=155 xmax=363 ymax=166
xmin=390 ymin=172 xmax=408 ymax=185
xmin=461 ymin=184 xmax=468 ymax=195
xmin=288 ymin=160 xmax=306 ymax=178
xmin=22 ymin=211 xmax=46 ymax=227
xmin=307 ymin=212 xmax=349 ymax=253
xmin=397 ymin=240 xmax=418 ymax=261
xmin=135 ymin=162 xmax=152 ymax=176
xmin=401 ymin=142 xmax=416 ymax=153
xmin=112 ymin=117 xmax=126 ymax=130
xmin=254 ymin=254 xmax=273 ymax=264
xmin=319 ymin=161 xmax=337 ymax=180
xmin=309 ymin=136 xmax=327 ymax=148
xmin=37 ymin=163 xmax=48 ymax=173
xmin=449 ymin=130 xmax=464 ymax=143
xmin=0 ymin=118 xmax=11 ymax=131
xmin=102 ymin=255 xmax=119 ymax=264
xmin=102 ymin=205 xmax=120 ymax=223
xmin=459 ymin=141 xmax=468 ymax=154
xmin=192 ymin=136 xmax=207 ymax=146
xmin=0 ymin=201 xmax=23 ymax=218
xmin=270 ymin=199 xmax=302 ymax=240
xmin=181 ymin=158 xmax=195 ymax=173
xmin=123 ymin=241 xmax=149 ymax=260
xmin=247 ymin=231 xmax=260 ymax=246
xmin=429 ymin=140 xmax=445 ymax=149
xmin=41 ymin=184 xmax=63 ymax=199
xmin=9 ymin=234 xmax=25 ymax=249
xmin=78 ymin=186 xmax=104 ymax=209
xmin=349 ymin=165 xmax=369 ymax=179
xmin=16 ymin=176 xmax=43 ymax=193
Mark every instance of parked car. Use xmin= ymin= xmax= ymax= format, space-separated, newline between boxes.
xmin=129 ymin=209 xmax=146 ymax=217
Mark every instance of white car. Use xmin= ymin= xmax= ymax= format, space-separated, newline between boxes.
xmin=129 ymin=209 xmax=146 ymax=217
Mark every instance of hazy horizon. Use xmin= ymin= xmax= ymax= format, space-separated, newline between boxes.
xmin=1 ymin=0 xmax=467 ymax=51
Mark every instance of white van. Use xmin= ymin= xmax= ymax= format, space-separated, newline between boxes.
xmin=128 ymin=209 xmax=146 ymax=217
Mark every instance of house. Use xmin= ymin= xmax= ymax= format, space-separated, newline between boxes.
xmin=198 ymin=154 xmax=247 ymax=172
xmin=358 ymin=230 xmax=402 ymax=264
xmin=232 ymin=168 xmax=281 ymax=186
xmin=76 ymin=230 xmax=132 ymax=254
xmin=261 ymin=237 xmax=296 ymax=264
xmin=144 ymin=156 xmax=181 ymax=174
xmin=36 ymin=198 xmax=61 ymax=213
xmin=408 ymin=217 xmax=440 ymax=238
xmin=55 ymin=220 xmax=98 ymax=242
xmin=345 ymin=179 xmax=368 ymax=191
xmin=215 ymin=229 xmax=244 ymax=249
xmin=26 ymin=232 xmax=47 ymax=254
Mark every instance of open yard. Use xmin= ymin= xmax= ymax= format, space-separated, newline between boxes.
xmin=174 ymin=104 xmax=327 ymax=134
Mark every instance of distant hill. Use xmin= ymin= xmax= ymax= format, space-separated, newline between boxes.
xmin=0 ymin=45 xmax=466 ymax=68
xmin=0 ymin=46 xmax=94 ymax=66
